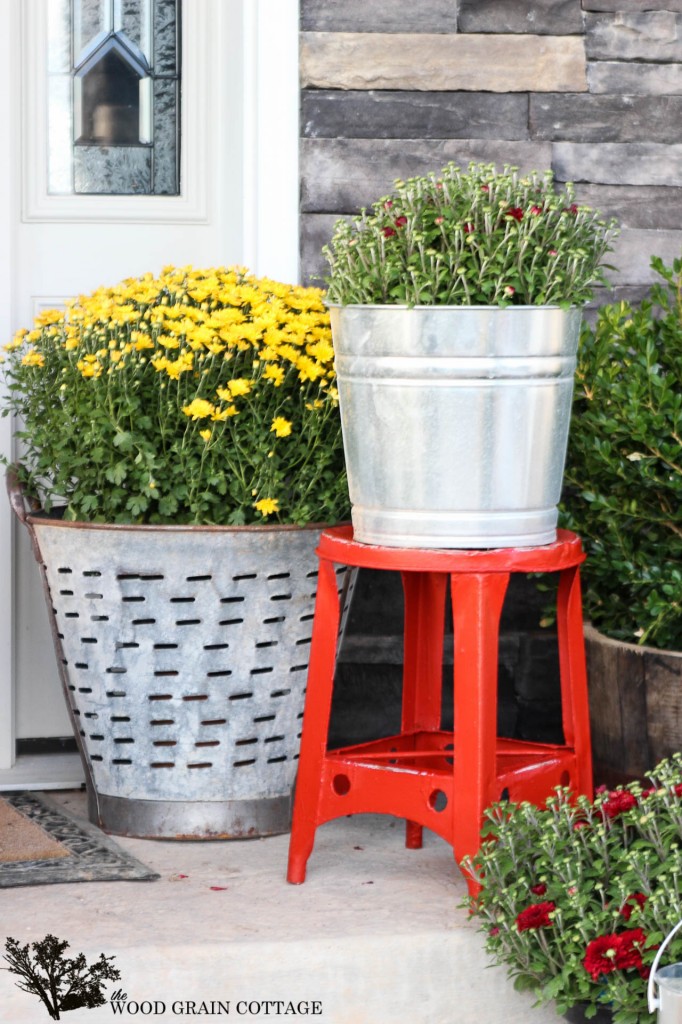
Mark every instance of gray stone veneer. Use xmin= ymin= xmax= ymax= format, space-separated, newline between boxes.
xmin=300 ymin=2 xmax=682 ymax=757
xmin=300 ymin=0 xmax=682 ymax=309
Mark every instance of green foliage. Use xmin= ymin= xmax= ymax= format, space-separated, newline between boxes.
xmin=561 ymin=256 xmax=682 ymax=650
xmin=324 ymin=162 xmax=618 ymax=307
xmin=1 ymin=266 xmax=350 ymax=527
xmin=464 ymin=756 xmax=682 ymax=1024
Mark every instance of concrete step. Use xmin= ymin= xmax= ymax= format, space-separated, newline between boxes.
xmin=0 ymin=791 xmax=560 ymax=1024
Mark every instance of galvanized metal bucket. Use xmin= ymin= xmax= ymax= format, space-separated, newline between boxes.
xmin=649 ymin=920 xmax=682 ymax=1023
xmin=329 ymin=304 xmax=582 ymax=549
xmin=8 ymin=470 xmax=354 ymax=839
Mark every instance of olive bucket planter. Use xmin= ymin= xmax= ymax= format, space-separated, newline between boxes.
xmin=8 ymin=470 xmax=354 ymax=840
xmin=329 ymin=304 xmax=583 ymax=549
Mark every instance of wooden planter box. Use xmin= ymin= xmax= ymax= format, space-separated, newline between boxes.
xmin=585 ymin=623 xmax=682 ymax=784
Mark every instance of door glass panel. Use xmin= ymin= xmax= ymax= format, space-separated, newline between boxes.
xmin=47 ymin=0 xmax=181 ymax=196
xmin=79 ymin=48 xmax=143 ymax=144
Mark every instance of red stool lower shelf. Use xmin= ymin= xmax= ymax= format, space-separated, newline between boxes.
xmin=286 ymin=527 xmax=593 ymax=896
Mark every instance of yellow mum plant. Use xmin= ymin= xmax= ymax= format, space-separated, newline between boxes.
xmin=2 ymin=266 xmax=350 ymax=526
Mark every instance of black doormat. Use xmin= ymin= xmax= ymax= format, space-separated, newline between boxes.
xmin=0 ymin=792 xmax=159 ymax=888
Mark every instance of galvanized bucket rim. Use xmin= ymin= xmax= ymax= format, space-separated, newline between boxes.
xmin=23 ymin=513 xmax=332 ymax=536
xmin=7 ymin=461 xmax=335 ymax=537
xmin=326 ymin=302 xmax=582 ymax=311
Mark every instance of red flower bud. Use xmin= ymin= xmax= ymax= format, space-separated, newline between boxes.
xmin=382 ymin=227 xmax=396 ymax=238
xmin=620 ymin=893 xmax=647 ymax=921
xmin=506 ymin=207 xmax=523 ymax=221
xmin=394 ymin=216 xmax=408 ymax=228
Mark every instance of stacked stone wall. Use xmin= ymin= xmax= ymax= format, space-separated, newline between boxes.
xmin=300 ymin=0 xmax=682 ymax=306
xmin=301 ymin=1 xmax=682 ymax=757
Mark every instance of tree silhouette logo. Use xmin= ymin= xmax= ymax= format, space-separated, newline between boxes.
xmin=2 ymin=934 xmax=120 ymax=1019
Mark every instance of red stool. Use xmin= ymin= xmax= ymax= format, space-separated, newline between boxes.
xmin=286 ymin=527 xmax=593 ymax=895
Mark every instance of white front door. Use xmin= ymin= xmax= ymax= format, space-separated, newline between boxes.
xmin=0 ymin=0 xmax=300 ymax=784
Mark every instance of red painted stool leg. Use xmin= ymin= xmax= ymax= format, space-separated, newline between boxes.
xmin=287 ymin=556 xmax=341 ymax=884
xmin=401 ymin=571 xmax=448 ymax=849
xmin=450 ymin=571 xmax=509 ymax=896
xmin=556 ymin=565 xmax=593 ymax=800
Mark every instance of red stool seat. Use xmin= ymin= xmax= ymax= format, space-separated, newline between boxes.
xmin=286 ymin=527 xmax=593 ymax=895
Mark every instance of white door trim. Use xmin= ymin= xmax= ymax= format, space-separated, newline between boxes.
xmin=0 ymin=0 xmax=16 ymax=771
xmin=243 ymin=0 xmax=300 ymax=283
xmin=0 ymin=0 xmax=300 ymax=778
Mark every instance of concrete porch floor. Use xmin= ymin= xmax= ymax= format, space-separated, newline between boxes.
xmin=0 ymin=790 xmax=562 ymax=1024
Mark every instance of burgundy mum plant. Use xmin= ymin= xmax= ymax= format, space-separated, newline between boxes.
xmin=463 ymin=754 xmax=682 ymax=1024
xmin=323 ymin=162 xmax=618 ymax=307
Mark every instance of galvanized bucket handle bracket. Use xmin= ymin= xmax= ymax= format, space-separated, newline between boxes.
xmin=5 ymin=464 xmax=42 ymax=561
xmin=648 ymin=918 xmax=682 ymax=1013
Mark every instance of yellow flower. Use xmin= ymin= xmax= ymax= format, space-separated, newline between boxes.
xmin=297 ymin=356 xmax=325 ymax=382
xmin=200 ymin=429 xmax=212 ymax=442
xmin=227 ymin=378 xmax=252 ymax=398
xmin=307 ymin=339 xmax=335 ymax=364
xmin=271 ymin=416 xmax=292 ymax=438
xmin=4 ymin=329 xmax=28 ymax=351
xmin=216 ymin=378 xmax=252 ymax=402
xmin=182 ymin=398 xmax=216 ymax=420
xmin=162 ymin=352 xmax=194 ymax=379
xmin=21 ymin=349 xmax=45 ymax=368
xmin=254 ymin=497 xmax=279 ymax=516
xmin=264 ymin=364 xmax=285 ymax=387
xmin=212 ymin=406 xmax=239 ymax=420
xmin=34 ymin=308 xmax=65 ymax=327
xmin=278 ymin=343 xmax=302 ymax=365
xmin=76 ymin=358 xmax=103 ymax=378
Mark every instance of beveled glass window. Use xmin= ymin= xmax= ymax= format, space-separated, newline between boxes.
xmin=47 ymin=0 xmax=181 ymax=196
